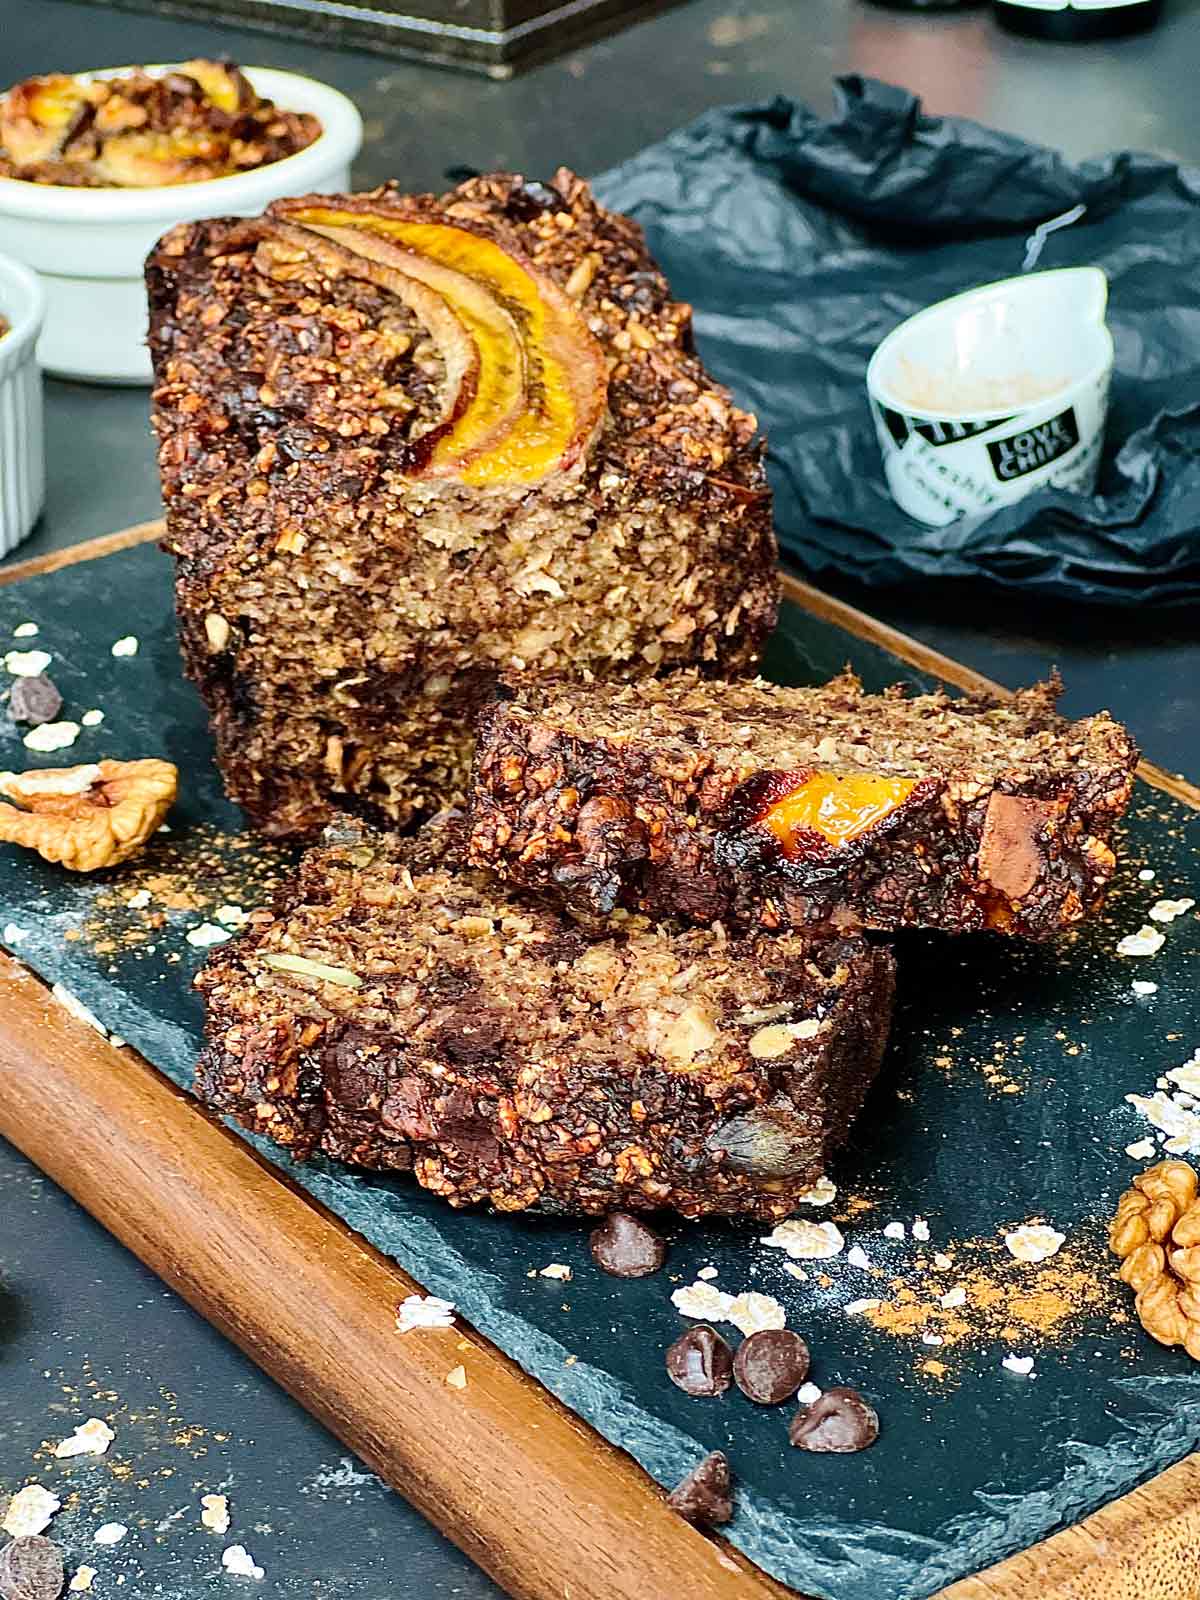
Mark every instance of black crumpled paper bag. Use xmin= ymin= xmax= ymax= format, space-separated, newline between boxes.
xmin=595 ymin=77 xmax=1200 ymax=605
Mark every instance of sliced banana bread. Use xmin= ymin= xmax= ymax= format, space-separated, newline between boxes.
xmin=147 ymin=169 xmax=777 ymax=839
xmin=195 ymin=819 xmax=894 ymax=1220
xmin=466 ymin=670 xmax=1138 ymax=939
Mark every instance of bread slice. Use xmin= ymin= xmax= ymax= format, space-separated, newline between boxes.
xmin=195 ymin=819 xmax=895 ymax=1220
xmin=466 ymin=670 xmax=1138 ymax=940
xmin=146 ymin=169 xmax=777 ymax=839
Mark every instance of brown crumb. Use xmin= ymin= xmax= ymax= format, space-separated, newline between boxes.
xmin=74 ymin=824 xmax=293 ymax=960
xmin=930 ymin=1035 xmax=1023 ymax=1096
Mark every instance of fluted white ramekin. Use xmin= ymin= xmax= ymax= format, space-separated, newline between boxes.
xmin=0 ymin=66 xmax=363 ymax=385
xmin=0 ymin=251 xmax=46 ymax=557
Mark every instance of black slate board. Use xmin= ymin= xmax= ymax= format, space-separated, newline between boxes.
xmin=2 ymin=541 xmax=1199 ymax=1600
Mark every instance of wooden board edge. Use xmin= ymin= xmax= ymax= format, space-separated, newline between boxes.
xmin=937 ymin=1454 xmax=1200 ymax=1600
xmin=0 ymin=518 xmax=165 ymax=589
xmin=0 ymin=953 xmax=794 ymax=1600
xmin=778 ymin=571 xmax=1200 ymax=813
xmin=6 ymin=954 xmax=1200 ymax=1600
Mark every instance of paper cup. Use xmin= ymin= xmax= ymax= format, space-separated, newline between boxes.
xmin=866 ymin=268 xmax=1113 ymax=527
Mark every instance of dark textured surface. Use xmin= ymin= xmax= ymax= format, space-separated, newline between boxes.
xmin=5 ymin=2 xmax=1200 ymax=1594
xmin=2 ymin=542 xmax=1199 ymax=1600
xmin=195 ymin=824 xmax=893 ymax=1218
xmin=0 ymin=1137 xmax=505 ymax=1599
xmin=146 ymin=177 xmax=776 ymax=838
xmin=467 ymin=675 xmax=1137 ymax=938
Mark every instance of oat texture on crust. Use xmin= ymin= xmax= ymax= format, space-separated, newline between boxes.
xmin=147 ymin=169 xmax=778 ymax=839
xmin=465 ymin=670 xmax=1138 ymax=940
xmin=194 ymin=819 xmax=895 ymax=1220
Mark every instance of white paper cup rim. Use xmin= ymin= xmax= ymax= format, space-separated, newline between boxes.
xmin=867 ymin=266 xmax=1114 ymax=424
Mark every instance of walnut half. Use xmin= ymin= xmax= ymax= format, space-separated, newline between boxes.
xmin=0 ymin=758 xmax=177 ymax=871
xmin=1110 ymin=1159 xmax=1200 ymax=1359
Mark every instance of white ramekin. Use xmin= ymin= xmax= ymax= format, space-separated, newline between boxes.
xmin=866 ymin=267 xmax=1114 ymax=528
xmin=0 ymin=66 xmax=364 ymax=385
xmin=0 ymin=251 xmax=46 ymax=557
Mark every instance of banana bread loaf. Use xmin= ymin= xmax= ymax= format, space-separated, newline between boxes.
xmin=195 ymin=819 xmax=895 ymax=1220
xmin=466 ymin=670 xmax=1138 ymax=940
xmin=147 ymin=170 xmax=777 ymax=839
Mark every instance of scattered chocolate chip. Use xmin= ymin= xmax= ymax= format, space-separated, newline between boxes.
xmin=0 ymin=1535 xmax=66 ymax=1600
xmin=665 ymin=1325 xmax=734 ymax=1397
xmin=788 ymin=1386 xmax=879 ymax=1453
xmin=8 ymin=675 xmax=63 ymax=727
xmin=733 ymin=1329 xmax=810 ymax=1405
xmin=666 ymin=1450 xmax=733 ymax=1526
xmin=589 ymin=1212 xmax=666 ymax=1278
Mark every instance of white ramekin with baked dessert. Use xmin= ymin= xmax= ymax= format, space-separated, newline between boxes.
xmin=0 ymin=248 xmax=46 ymax=555
xmin=0 ymin=61 xmax=362 ymax=383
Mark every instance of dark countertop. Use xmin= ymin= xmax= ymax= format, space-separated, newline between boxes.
xmin=0 ymin=1140 xmax=502 ymax=1598
xmin=2 ymin=1 xmax=1198 ymax=1594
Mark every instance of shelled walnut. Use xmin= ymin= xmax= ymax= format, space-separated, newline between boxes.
xmin=1110 ymin=1159 xmax=1200 ymax=1359
xmin=0 ymin=758 xmax=177 ymax=871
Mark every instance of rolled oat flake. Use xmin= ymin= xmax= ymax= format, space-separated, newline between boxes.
xmin=0 ymin=1535 xmax=66 ymax=1600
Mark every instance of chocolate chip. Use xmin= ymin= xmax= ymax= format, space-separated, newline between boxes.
xmin=433 ymin=1086 xmax=501 ymax=1165
xmin=665 ymin=1325 xmax=733 ymax=1397
xmin=666 ymin=1450 xmax=732 ymax=1526
xmin=733 ymin=1329 xmax=810 ymax=1404
xmin=589 ymin=1212 xmax=666 ymax=1278
xmin=504 ymin=180 xmax=564 ymax=222
xmin=8 ymin=675 xmax=63 ymax=726
xmin=323 ymin=1028 xmax=391 ymax=1110
xmin=0 ymin=1535 xmax=66 ymax=1600
xmin=788 ymin=1386 xmax=879 ymax=1453
xmin=439 ymin=1007 xmax=506 ymax=1063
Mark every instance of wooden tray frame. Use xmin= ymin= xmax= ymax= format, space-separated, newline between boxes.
xmin=2 ymin=521 xmax=1199 ymax=1600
